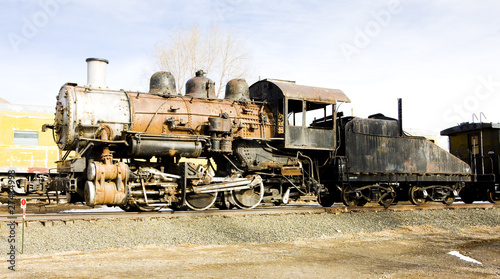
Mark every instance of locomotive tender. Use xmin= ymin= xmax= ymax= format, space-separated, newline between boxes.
xmin=41 ymin=58 xmax=485 ymax=211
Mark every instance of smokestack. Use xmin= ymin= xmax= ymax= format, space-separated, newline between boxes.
xmin=86 ymin=58 xmax=108 ymax=89
xmin=398 ymin=98 xmax=403 ymax=136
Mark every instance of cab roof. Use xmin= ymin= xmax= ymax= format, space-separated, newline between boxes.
xmin=249 ymin=79 xmax=350 ymax=104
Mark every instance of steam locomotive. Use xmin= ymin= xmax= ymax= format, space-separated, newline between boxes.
xmin=41 ymin=58 xmax=498 ymax=211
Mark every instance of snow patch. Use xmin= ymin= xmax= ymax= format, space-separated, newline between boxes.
xmin=448 ymin=251 xmax=482 ymax=265
xmin=61 ymin=206 xmax=125 ymax=213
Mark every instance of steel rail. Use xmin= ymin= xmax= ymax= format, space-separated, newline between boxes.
xmin=0 ymin=203 xmax=498 ymax=224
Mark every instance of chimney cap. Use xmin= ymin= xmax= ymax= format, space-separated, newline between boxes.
xmin=86 ymin=58 xmax=109 ymax=64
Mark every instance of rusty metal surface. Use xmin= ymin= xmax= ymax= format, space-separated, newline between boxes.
xmin=185 ymin=70 xmax=216 ymax=99
xmin=249 ymin=80 xmax=350 ymax=103
xmin=87 ymin=161 xmax=128 ymax=206
xmin=343 ymin=118 xmax=471 ymax=177
xmin=224 ymin=78 xmax=250 ymax=101
xmin=149 ymin=71 xmax=178 ymax=97
xmin=129 ymin=93 xmax=275 ymax=140
xmin=208 ymin=117 xmax=232 ymax=132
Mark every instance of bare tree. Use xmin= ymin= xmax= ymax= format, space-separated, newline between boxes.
xmin=153 ymin=25 xmax=251 ymax=97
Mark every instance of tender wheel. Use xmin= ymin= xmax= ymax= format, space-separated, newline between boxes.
xmin=185 ymin=192 xmax=218 ymax=211
xmin=391 ymin=194 xmax=399 ymax=206
xmin=341 ymin=188 xmax=359 ymax=207
xmin=231 ymin=176 xmax=264 ymax=209
xmin=487 ymin=186 xmax=500 ymax=204
xmin=442 ymin=189 xmax=456 ymax=205
xmin=378 ymin=185 xmax=396 ymax=207
xmin=409 ymin=186 xmax=427 ymax=205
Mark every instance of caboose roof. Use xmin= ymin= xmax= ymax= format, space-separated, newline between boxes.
xmin=440 ymin=122 xmax=500 ymax=136
xmin=249 ymin=80 xmax=350 ymax=104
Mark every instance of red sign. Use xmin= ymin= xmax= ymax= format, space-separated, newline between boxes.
xmin=20 ymin=198 xmax=27 ymax=209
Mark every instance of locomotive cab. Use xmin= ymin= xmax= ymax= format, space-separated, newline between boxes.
xmin=249 ymin=80 xmax=350 ymax=150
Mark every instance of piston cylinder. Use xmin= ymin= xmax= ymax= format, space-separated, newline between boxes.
xmin=90 ymin=161 xmax=129 ymax=182
xmin=85 ymin=180 xmax=127 ymax=206
xmin=85 ymin=161 xmax=129 ymax=206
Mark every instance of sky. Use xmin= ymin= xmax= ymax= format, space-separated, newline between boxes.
xmin=1 ymin=0 xmax=500 ymax=148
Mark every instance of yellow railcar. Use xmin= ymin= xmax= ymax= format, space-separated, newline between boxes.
xmin=0 ymin=103 xmax=59 ymax=194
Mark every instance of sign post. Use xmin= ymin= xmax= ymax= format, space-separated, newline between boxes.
xmin=20 ymin=198 xmax=26 ymax=254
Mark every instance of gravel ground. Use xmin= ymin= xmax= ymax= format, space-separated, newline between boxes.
xmin=1 ymin=208 xmax=499 ymax=255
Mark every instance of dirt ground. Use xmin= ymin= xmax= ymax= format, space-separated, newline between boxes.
xmin=2 ymin=225 xmax=499 ymax=279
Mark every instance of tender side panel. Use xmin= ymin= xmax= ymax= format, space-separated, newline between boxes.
xmin=344 ymin=118 xmax=471 ymax=180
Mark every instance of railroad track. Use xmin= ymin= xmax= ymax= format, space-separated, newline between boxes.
xmin=0 ymin=203 xmax=498 ymax=224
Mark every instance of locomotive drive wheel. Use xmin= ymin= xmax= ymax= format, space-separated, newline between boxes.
xmin=231 ymin=180 xmax=264 ymax=209
xmin=185 ymin=192 xmax=218 ymax=211
xmin=409 ymin=186 xmax=427 ymax=205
